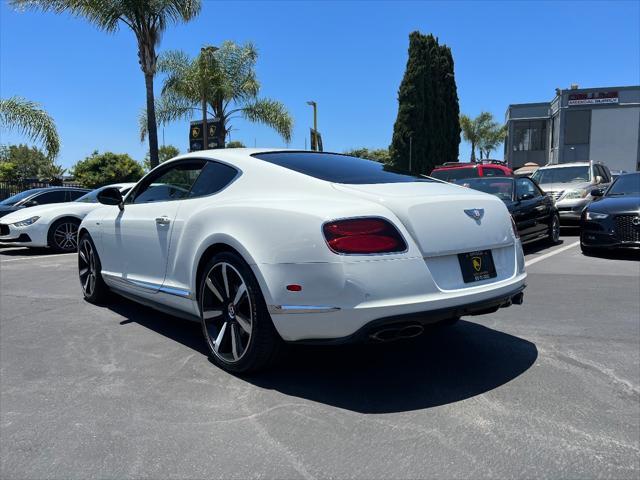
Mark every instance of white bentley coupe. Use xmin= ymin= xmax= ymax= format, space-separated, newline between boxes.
xmin=0 ymin=184 xmax=134 ymax=252
xmin=78 ymin=149 xmax=527 ymax=373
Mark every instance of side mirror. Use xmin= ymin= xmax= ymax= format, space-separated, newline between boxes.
xmin=97 ymin=187 xmax=124 ymax=210
xmin=590 ymin=188 xmax=605 ymax=197
xmin=24 ymin=199 xmax=38 ymax=207
xmin=518 ymin=193 xmax=535 ymax=201
xmin=595 ymin=175 xmax=603 ymax=185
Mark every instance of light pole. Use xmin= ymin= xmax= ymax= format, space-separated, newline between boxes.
xmin=306 ymin=100 xmax=317 ymax=150
xmin=200 ymin=46 xmax=218 ymax=150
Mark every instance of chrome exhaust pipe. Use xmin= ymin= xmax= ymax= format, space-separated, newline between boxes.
xmin=369 ymin=327 xmax=401 ymax=342
xmin=397 ymin=324 xmax=424 ymax=339
xmin=369 ymin=323 xmax=424 ymax=342
xmin=511 ymin=292 xmax=524 ymax=305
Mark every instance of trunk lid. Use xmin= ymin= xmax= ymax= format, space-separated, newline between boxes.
xmin=332 ymin=182 xmax=514 ymax=257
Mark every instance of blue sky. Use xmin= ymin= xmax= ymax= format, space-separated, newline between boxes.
xmin=1 ymin=0 xmax=639 ymax=169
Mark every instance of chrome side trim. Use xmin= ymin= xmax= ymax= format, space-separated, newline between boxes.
xmin=268 ymin=305 xmax=341 ymax=314
xmin=159 ymin=285 xmax=192 ymax=298
xmin=102 ymin=273 xmax=192 ymax=299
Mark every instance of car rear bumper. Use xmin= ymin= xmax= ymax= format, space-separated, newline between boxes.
xmin=287 ymin=284 xmax=526 ymax=345
xmin=262 ymin=242 xmax=527 ymax=342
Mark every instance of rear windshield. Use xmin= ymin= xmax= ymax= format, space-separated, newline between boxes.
xmin=430 ymin=167 xmax=479 ymax=182
xmin=252 ymin=152 xmax=432 ymax=184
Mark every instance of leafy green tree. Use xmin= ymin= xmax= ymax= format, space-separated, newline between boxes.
xmin=143 ymin=144 xmax=180 ymax=170
xmin=0 ymin=97 xmax=60 ymax=158
xmin=226 ymin=140 xmax=246 ymax=148
xmin=11 ymin=0 xmax=202 ymax=169
xmin=479 ymin=124 xmax=507 ymax=159
xmin=72 ymin=151 xmax=144 ymax=188
xmin=460 ymin=112 xmax=504 ymax=161
xmin=0 ymin=144 xmax=65 ymax=181
xmin=389 ymin=32 xmax=460 ymax=174
xmin=140 ymin=41 xmax=293 ymax=148
xmin=343 ymin=147 xmax=391 ymax=164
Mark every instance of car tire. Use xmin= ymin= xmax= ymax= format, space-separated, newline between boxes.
xmin=48 ymin=218 xmax=82 ymax=253
xmin=198 ymin=252 xmax=281 ymax=374
xmin=78 ymin=233 xmax=110 ymax=304
xmin=547 ymin=213 xmax=561 ymax=245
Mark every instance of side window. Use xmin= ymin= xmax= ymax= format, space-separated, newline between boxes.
xmin=132 ymin=160 xmax=206 ymax=204
xmin=188 ymin=161 xmax=238 ymax=198
xmin=594 ymin=165 xmax=601 ymax=181
xmin=66 ymin=190 xmax=87 ymax=201
xmin=597 ymin=165 xmax=611 ymax=183
xmin=516 ymin=178 xmax=539 ymax=199
xmin=483 ymin=167 xmax=505 ymax=177
xmin=31 ymin=190 xmax=67 ymax=205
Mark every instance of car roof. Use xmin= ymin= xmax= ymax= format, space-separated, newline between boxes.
xmin=538 ymin=162 xmax=592 ymax=169
xmin=432 ymin=163 xmax=478 ymax=170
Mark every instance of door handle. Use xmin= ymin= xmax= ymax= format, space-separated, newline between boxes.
xmin=155 ymin=216 xmax=171 ymax=225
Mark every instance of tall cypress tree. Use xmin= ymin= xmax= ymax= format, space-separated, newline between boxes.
xmin=390 ymin=32 xmax=460 ymax=174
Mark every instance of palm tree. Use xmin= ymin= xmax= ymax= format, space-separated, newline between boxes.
xmin=140 ymin=41 xmax=293 ymax=147
xmin=479 ymin=124 xmax=507 ymax=160
xmin=460 ymin=112 xmax=495 ymax=162
xmin=0 ymin=96 xmax=60 ymax=159
xmin=11 ymin=0 xmax=202 ymax=169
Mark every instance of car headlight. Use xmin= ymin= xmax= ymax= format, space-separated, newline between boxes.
xmin=12 ymin=216 xmax=40 ymax=227
xmin=585 ymin=211 xmax=609 ymax=220
xmin=562 ymin=189 xmax=588 ymax=200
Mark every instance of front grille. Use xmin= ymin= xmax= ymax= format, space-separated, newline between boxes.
xmin=547 ymin=190 xmax=564 ymax=201
xmin=0 ymin=224 xmax=9 ymax=236
xmin=614 ymin=215 xmax=640 ymax=242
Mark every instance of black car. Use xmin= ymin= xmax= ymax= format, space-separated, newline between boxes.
xmin=580 ymin=172 xmax=640 ymax=254
xmin=0 ymin=187 xmax=89 ymax=218
xmin=455 ymin=176 xmax=560 ymax=245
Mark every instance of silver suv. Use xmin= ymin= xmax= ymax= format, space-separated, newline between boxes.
xmin=531 ymin=161 xmax=612 ymax=224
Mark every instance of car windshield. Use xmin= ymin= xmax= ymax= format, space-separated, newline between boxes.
xmin=74 ymin=188 xmax=102 ymax=203
xmin=430 ymin=167 xmax=479 ymax=181
xmin=532 ymin=166 xmax=590 ymax=184
xmin=0 ymin=189 xmax=43 ymax=206
xmin=606 ymin=173 xmax=640 ymax=196
xmin=75 ymin=186 xmax=132 ymax=203
xmin=454 ymin=178 xmax=514 ymax=201
xmin=252 ymin=152 xmax=432 ymax=184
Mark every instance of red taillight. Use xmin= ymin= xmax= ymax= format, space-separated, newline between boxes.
xmin=510 ymin=216 xmax=520 ymax=239
xmin=323 ymin=218 xmax=407 ymax=254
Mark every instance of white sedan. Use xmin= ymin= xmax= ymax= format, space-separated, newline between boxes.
xmin=78 ymin=149 xmax=527 ymax=373
xmin=0 ymin=183 xmax=135 ymax=252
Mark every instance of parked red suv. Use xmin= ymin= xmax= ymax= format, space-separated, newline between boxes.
xmin=430 ymin=160 xmax=513 ymax=182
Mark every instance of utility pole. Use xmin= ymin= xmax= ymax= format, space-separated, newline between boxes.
xmin=200 ymin=46 xmax=218 ymax=150
xmin=306 ymin=100 xmax=317 ymax=150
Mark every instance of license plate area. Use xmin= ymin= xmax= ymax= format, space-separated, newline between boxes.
xmin=457 ymin=250 xmax=497 ymax=283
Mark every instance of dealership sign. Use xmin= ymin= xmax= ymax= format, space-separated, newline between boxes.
xmin=568 ymin=91 xmax=619 ymax=106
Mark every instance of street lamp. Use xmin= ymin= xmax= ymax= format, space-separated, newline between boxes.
xmin=201 ymin=45 xmax=218 ymax=150
xmin=306 ymin=100 xmax=317 ymax=150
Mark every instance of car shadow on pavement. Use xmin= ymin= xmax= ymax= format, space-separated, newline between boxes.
xmin=583 ymin=249 xmax=640 ymax=261
xmin=108 ymin=296 xmax=538 ymax=414
xmin=522 ymin=238 xmax=564 ymax=255
xmin=0 ymin=246 xmax=56 ymax=256
xmin=249 ymin=322 xmax=538 ymax=413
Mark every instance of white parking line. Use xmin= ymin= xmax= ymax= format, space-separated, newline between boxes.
xmin=525 ymin=241 xmax=580 ymax=267
xmin=0 ymin=253 xmax=75 ymax=263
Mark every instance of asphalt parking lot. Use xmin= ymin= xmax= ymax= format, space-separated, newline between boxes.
xmin=1 ymin=232 xmax=639 ymax=479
